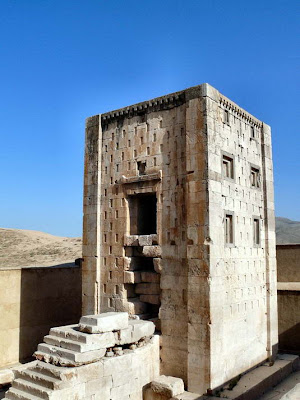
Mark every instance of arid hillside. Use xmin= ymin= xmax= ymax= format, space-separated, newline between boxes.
xmin=276 ymin=217 xmax=300 ymax=244
xmin=0 ymin=228 xmax=82 ymax=268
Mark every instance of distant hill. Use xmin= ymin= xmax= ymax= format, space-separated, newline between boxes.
xmin=276 ymin=217 xmax=300 ymax=245
xmin=0 ymin=228 xmax=82 ymax=268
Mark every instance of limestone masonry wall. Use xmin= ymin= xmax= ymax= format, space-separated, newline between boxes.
xmin=82 ymin=83 xmax=278 ymax=395
xmin=276 ymin=244 xmax=300 ymax=354
xmin=0 ymin=263 xmax=81 ymax=368
xmin=276 ymin=244 xmax=300 ymax=282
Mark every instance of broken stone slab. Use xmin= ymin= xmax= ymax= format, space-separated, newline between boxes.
xmin=151 ymin=376 xmax=185 ymax=398
xmin=139 ymin=294 xmax=161 ymax=305
xmin=79 ymin=312 xmax=128 ymax=333
xmin=124 ymin=271 xmax=141 ymax=284
xmin=135 ymin=283 xmax=160 ymax=295
xmin=142 ymin=246 xmax=162 ymax=258
xmin=35 ymin=343 xmax=106 ymax=366
xmin=141 ymin=271 xmax=160 ymax=283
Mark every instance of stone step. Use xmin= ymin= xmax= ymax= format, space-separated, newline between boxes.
xmin=14 ymin=368 xmax=65 ymax=391
xmin=44 ymin=335 xmax=83 ymax=352
xmin=79 ymin=312 xmax=128 ymax=334
xmin=49 ymin=325 xmax=115 ymax=349
xmin=32 ymin=361 xmax=75 ymax=382
xmin=35 ymin=343 xmax=106 ymax=366
xmin=13 ymin=378 xmax=52 ymax=399
xmin=5 ymin=387 xmax=43 ymax=400
xmin=49 ymin=325 xmax=85 ymax=343
xmin=220 ymin=354 xmax=299 ymax=400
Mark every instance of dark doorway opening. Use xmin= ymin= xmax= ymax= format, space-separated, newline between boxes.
xmin=129 ymin=193 xmax=157 ymax=235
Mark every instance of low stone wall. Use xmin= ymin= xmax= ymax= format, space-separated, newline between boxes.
xmin=277 ymin=283 xmax=300 ymax=355
xmin=276 ymin=244 xmax=300 ymax=282
xmin=276 ymin=244 xmax=300 ymax=354
xmin=0 ymin=263 xmax=81 ymax=368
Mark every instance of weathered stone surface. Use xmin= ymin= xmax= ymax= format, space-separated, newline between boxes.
xmin=82 ymin=84 xmax=278 ymax=395
xmin=79 ymin=312 xmax=128 ymax=333
xmin=153 ymin=258 xmax=163 ymax=274
xmin=126 ymin=298 xmax=148 ymax=315
xmin=151 ymin=375 xmax=184 ymax=397
xmin=124 ymin=271 xmax=141 ymax=284
xmin=130 ymin=320 xmax=155 ymax=342
xmin=142 ymin=246 xmax=162 ymax=258
xmin=0 ymin=368 xmax=14 ymax=385
xmin=138 ymin=235 xmax=153 ymax=246
xmin=124 ymin=235 xmax=139 ymax=246
xmin=5 ymin=322 xmax=160 ymax=400
xmin=135 ymin=283 xmax=160 ymax=295
xmin=141 ymin=271 xmax=160 ymax=283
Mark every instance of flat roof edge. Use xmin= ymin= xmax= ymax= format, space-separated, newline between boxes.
xmin=87 ymin=83 xmax=265 ymax=127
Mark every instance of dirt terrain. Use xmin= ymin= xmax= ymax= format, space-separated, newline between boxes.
xmin=0 ymin=228 xmax=81 ymax=268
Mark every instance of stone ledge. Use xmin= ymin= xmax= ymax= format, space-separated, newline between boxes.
xmin=117 ymin=170 xmax=162 ymax=184
xmin=277 ymin=282 xmax=300 ymax=291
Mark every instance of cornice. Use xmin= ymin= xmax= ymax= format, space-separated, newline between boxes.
xmin=101 ymin=91 xmax=186 ymax=125
xmin=219 ymin=95 xmax=263 ymax=128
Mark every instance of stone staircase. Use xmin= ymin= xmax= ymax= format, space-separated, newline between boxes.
xmin=4 ymin=312 xmax=156 ymax=400
xmin=5 ymin=360 xmax=77 ymax=399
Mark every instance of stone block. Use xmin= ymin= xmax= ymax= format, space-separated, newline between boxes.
xmin=140 ymin=295 xmax=161 ymax=305
xmin=85 ymin=375 xmax=112 ymax=398
xmin=115 ymin=326 xmax=133 ymax=345
xmin=79 ymin=312 xmax=129 ymax=333
xmin=153 ymin=258 xmax=162 ymax=274
xmin=141 ymin=271 xmax=160 ymax=283
xmin=130 ymin=320 xmax=155 ymax=342
xmin=151 ymin=234 xmax=159 ymax=244
xmin=151 ymin=375 xmax=184 ymax=397
xmin=124 ymin=235 xmax=139 ymax=246
xmin=142 ymin=246 xmax=162 ymax=258
xmin=144 ymin=387 xmax=170 ymax=400
xmin=126 ymin=299 xmax=148 ymax=315
xmin=135 ymin=283 xmax=160 ymax=295
xmin=124 ymin=271 xmax=141 ymax=284
xmin=0 ymin=368 xmax=14 ymax=385
xmin=138 ymin=235 xmax=153 ymax=246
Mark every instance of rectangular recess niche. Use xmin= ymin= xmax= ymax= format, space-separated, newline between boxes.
xmin=128 ymin=193 xmax=157 ymax=235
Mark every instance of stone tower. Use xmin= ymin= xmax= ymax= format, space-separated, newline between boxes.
xmin=82 ymin=84 xmax=278 ymax=394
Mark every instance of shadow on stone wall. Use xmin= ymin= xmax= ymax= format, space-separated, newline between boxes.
xmin=18 ymin=263 xmax=82 ymax=364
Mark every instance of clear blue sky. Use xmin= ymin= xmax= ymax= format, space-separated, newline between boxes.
xmin=0 ymin=0 xmax=299 ymax=237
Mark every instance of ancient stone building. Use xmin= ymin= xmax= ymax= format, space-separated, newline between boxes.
xmin=82 ymin=83 xmax=278 ymax=394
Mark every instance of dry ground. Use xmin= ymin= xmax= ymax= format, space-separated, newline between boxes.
xmin=0 ymin=228 xmax=82 ymax=268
